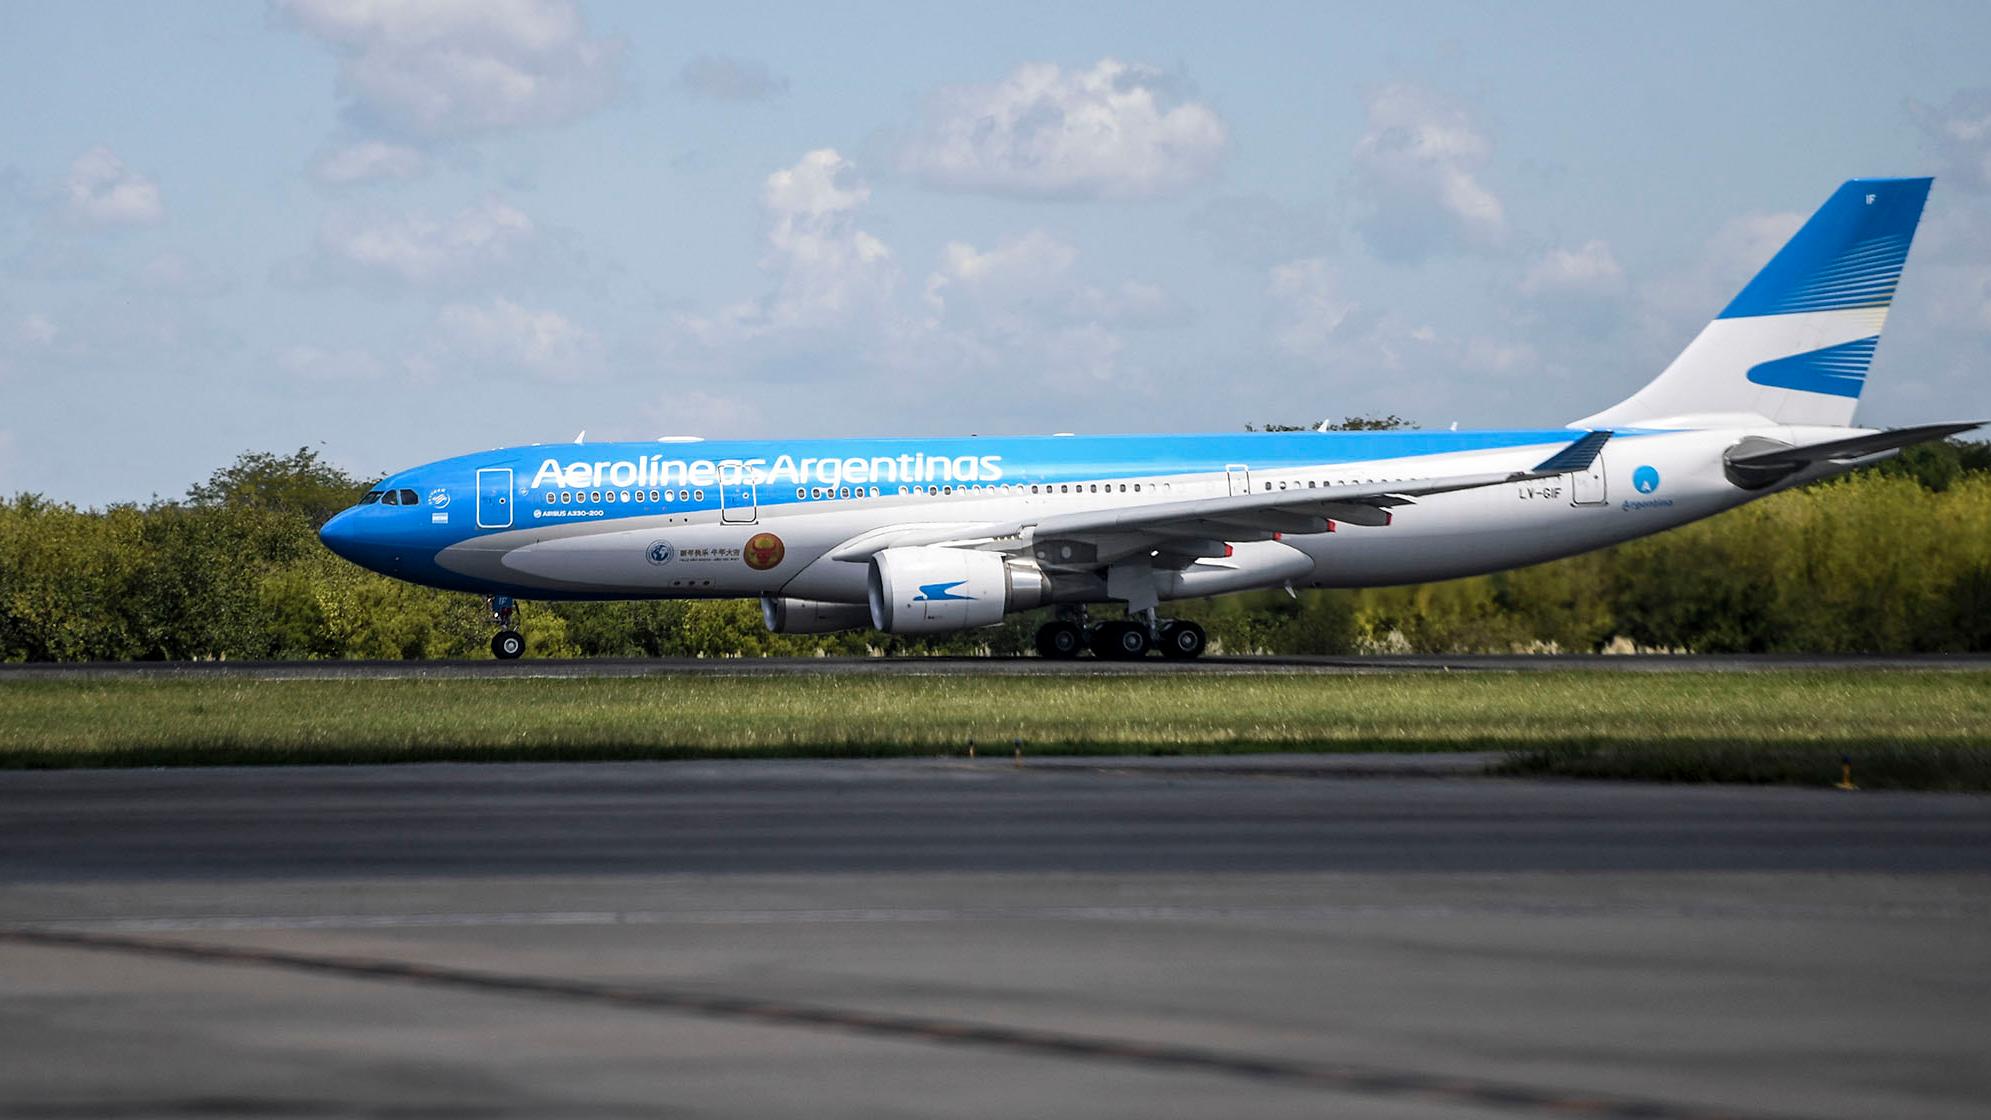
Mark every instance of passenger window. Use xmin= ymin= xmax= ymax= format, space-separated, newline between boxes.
xmin=620 ymin=490 xmax=631 ymax=503
xmin=693 ymin=489 xmax=704 ymax=501
xmin=605 ymin=491 xmax=616 ymax=504
xmin=869 ymin=487 xmax=879 ymax=497
xmin=678 ymin=490 xmax=689 ymax=501
xmin=1133 ymin=484 xmax=1140 ymax=492
xmin=840 ymin=487 xmax=850 ymax=499
xmin=560 ymin=491 xmax=571 ymax=504
xmin=591 ymin=491 xmax=602 ymax=503
xmin=650 ymin=490 xmax=660 ymax=502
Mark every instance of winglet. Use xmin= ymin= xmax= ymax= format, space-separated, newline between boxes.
xmin=1531 ymin=430 xmax=1612 ymax=474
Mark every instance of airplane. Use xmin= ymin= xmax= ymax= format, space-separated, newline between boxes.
xmin=320 ymin=177 xmax=1979 ymax=661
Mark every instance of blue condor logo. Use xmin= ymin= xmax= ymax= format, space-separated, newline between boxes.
xmin=913 ymin=581 xmax=974 ymax=602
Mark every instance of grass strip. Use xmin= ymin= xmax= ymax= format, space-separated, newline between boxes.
xmin=0 ymin=670 xmax=1987 ymax=789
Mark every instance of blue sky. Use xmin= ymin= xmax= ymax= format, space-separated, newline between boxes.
xmin=4 ymin=0 xmax=1990 ymax=504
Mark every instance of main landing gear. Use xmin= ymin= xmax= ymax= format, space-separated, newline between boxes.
xmin=1033 ymin=609 xmax=1207 ymax=661
xmin=487 ymin=596 xmax=525 ymax=660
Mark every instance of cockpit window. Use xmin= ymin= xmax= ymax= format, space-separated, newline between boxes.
xmin=360 ymin=491 xmax=382 ymax=505
xmin=380 ymin=490 xmax=400 ymax=505
xmin=398 ymin=489 xmax=419 ymax=505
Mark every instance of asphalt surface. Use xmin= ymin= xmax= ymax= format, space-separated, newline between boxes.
xmin=5 ymin=758 xmax=1991 ymax=1119
xmin=3 ymin=652 xmax=1990 ymax=679
xmin=4 ymin=759 xmax=1989 ymax=1119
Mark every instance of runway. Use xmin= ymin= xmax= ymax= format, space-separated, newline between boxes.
xmin=3 ymin=758 xmax=1988 ymax=1118
xmin=4 ymin=652 xmax=1990 ymax=680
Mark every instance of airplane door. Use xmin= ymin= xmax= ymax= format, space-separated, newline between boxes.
xmin=720 ymin=464 xmax=757 ymax=524
xmin=1225 ymin=464 xmax=1251 ymax=496
xmin=1571 ymin=457 xmax=1607 ymax=506
xmin=477 ymin=468 xmax=514 ymax=528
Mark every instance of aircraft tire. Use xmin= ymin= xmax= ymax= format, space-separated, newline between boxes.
xmin=491 ymin=631 xmax=526 ymax=660
xmin=1158 ymin=620 xmax=1207 ymax=660
xmin=1092 ymin=620 xmax=1151 ymax=660
xmin=1034 ymin=621 xmax=1085 ymax=660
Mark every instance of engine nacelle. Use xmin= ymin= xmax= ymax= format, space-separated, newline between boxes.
xmin=867 ymin=547 xmax=1048 ymax=634
xmin=761 ymin=595 xmax=873 ymax=634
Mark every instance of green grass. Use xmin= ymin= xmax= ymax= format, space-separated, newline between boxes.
xmin=1 ymin=671 xmax=1988 ymax=789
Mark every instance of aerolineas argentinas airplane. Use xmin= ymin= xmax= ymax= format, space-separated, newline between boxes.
xmin=321 ymin=177 xmax=1978 ymax=660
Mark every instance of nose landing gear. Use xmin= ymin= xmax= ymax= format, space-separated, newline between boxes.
xmin=487 ymin=596 xmax=525 ymax=660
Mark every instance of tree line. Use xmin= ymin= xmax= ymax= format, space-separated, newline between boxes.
xmin=2 ymin=439 xmax=1987 ymax=661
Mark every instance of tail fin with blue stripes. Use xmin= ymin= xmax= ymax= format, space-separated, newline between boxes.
xmin=1579 ymin=177 xmax=1931 ymax=429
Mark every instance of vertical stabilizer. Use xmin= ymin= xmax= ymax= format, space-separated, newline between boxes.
xmin=1578 ymin=177 xmax=1931 ymax=429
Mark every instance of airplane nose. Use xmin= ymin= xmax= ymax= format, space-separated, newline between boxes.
xmin=318 ymin=510 xmax=362 ymax=563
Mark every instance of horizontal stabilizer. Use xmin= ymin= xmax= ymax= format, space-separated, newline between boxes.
xmin=1727 ymin=422 xmax=1983 ymax=469
xmin=1724 ymin=421 xmax=1983 ymax=489
xmin=1531 ymin=430 xmax=1613 ymax=474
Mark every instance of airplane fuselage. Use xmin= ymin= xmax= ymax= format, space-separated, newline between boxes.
xmin=318 ymin=425 xmax=1858 ymax=604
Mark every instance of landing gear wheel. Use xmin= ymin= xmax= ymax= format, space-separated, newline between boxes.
xmin=1092 ymin=620 xmax=1152 ymax=660
xmin=491 ymin=631 xmax=525 ymax=660
xmin=1159 ymin=620 xmax=1207 ymax=660
xmin=1034 ymin=621 xmax=1085 ymax=660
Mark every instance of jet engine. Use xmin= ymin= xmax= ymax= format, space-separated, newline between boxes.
xmin=867 ymin=547 xmax=1049 ymax=634
xmin=761 ymin=595 xmax=873 ymax=634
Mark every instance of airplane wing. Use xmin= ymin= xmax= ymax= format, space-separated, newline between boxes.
xmin=832 ymin=430 xmax=1612 ymax=569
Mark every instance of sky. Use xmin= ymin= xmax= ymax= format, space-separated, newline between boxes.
xmin=3 ymin=0 xmax=1990 ymax=505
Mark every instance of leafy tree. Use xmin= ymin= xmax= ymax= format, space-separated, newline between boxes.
xmin=187 ymin=447 xmax=367 ymax=528
xmin=1246 ymin=414 xmax=1417 ymax=432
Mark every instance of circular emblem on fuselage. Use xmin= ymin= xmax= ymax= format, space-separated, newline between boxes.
xmin=646 ymin=540 xmax=675 ymax=565
xmin=1632 ymin=465 xmax=1661 ymax=494
xmin=428 ymin=487 xmax=451 ymax=510
xmin=743 ymin=532 xmax=785 ymax=571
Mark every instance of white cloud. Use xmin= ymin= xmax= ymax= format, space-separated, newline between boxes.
xmin=279 ymin=0 xmax=620 ymax=140
xmin=1520 ymin=240 xmax=1626 ymax=299
xmin=312 ymin=198 xmax=535 ymax=285
xmin=63 ymin=147 xmax=163 ymax=226
xmin=1640 ymin=210 xmax=1801 ymax=327
xmin=915 ymin=231 xmax=1168 ymax=387
xmin=279 ymin=343 xmax=386 ymax=380
xmin=674 ymin=149 xmax=896 ymax=343
xmin=677 ymin=54 xmax=788 ymax=102
xmin=314 ymin=140 xmax=428 ymax=184
xmin=1351 ymin=84 xmax=1505 ymax=261
xmin=658 ymin=150 xmax=1178 ymax=412
xmin=924 ymin=231 xmax=1174 ymax=328
xmin=16 ymin=313 xmax=58 ymax=347
xmin=901 ymin=59 xmax=1227 ymax=200
xmin=1266 ymin=258 xmax=1355 ymax=357
xmin=1911 ymin=89 xmax=1991 ymax=194
xmin=438 ymin=296 xmax=598 ymax=379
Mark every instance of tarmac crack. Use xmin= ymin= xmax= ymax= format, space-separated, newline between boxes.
xmin=1 ymin=924 xmax=1804 ymax=1120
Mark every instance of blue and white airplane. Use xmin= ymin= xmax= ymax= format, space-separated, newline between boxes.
xmin=321 ymin=178 xmax=1978 ymax=660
